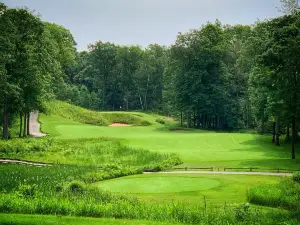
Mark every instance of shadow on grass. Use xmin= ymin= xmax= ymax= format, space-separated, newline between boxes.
xmin=230 ymin=135 xmax=300 ymax=169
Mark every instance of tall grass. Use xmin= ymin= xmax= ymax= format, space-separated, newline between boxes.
xmin=0 ymin=138 xmax=181 ymax=168
xmin=0 ymin=190 xmax=298 ymax=225
xmin=45 ymin=101 xmax=151 ymax=126
xmin=248 ymin=178 xmax=300 ymax=211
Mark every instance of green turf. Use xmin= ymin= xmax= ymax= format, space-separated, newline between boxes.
xmin=96 ymin=176 xmax=220 ymax=194
xmin=0 ymin=213 xmax=180 ymax=225
xmin=94 ymin=173 xmax=282 ymax=205
xmin=40 ymin=113 xmax=300 ymax=170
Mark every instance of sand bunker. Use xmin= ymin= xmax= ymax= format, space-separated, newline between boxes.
xmin=109 ymin=123 xmax=131 ymax=127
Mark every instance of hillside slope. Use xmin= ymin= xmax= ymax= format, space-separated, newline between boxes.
xmin=44 ymin=101 xmax=155 ymax=126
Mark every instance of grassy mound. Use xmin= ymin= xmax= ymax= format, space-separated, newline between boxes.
xmin=45 ymin=101 xmax=151 ymax=126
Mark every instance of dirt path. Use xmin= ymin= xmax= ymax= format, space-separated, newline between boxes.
xmin=0 ymin=159 xmax=51 ymax=166
xmin=145 ymin=171 xmax=293 ymax=177
xmin=29 ymin=112 xmax=47 ymax=138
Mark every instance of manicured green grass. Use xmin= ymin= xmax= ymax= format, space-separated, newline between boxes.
xmin=94 ymin=174 xmax=282 ymax=205
xmin=0 ymin=213 xmax=180 ymax=225
xmin=96 ymin=176 xmax=220 ymax=194
xmin=40 ymin=113 xmax=300 ymax=170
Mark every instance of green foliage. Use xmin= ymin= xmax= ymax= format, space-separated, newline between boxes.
xmin=156 ymin=118 xmax=166 ymax=124
xmin=16 ymin=184 xmax=39 ymax=199
xmin=248 ymin=179 xmax=300 ymax=211
xmin=293 ymin=172 xmax=300 ymax=183
xmin=0 ymin=193 xmax=297 ymax=224
xmin=64 ymin=181 xmax=86 ymax=194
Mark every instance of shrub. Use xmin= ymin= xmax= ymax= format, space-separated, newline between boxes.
xmin=234 ymin=203 xmax=250 ymax=222
xmin=156 ymin=118 xmax=165 ymax=124
xmin=16 ymin=184 xmax=38 ymax=199
xmin=293 ymin=172 xmax=300 ymax=183
xmin=64 ymin=181 xmax=86 ymax=194
xmin=55 ymin=185 xmax=63 ymax=193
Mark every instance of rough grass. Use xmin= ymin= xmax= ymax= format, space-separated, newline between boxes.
xmin=44 ymin=101 xmax=151 ymax=126
xmin=0 ymin=193 xmax=298 ymax=225
xmin=0 ymin=138 xmax=181 ymax=169
xmin=0 ymin=213 xmax=182 ymax=225
xmin=248 ymin=178 xmax=300 ymax=211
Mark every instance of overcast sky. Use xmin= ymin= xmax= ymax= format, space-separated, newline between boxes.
xmin=3 ymin=0 xmax=282 ymax=51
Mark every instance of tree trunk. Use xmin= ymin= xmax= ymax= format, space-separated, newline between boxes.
xmin=292 ymin=117 xmax=296 ymax=160
xmin=186 ymin=113 xmax=190 ymax=128
xmin=272 ymin=122 xmax=276 ymax=143
xmin=19 ymin=112 xmax=23 ymax=138
xmin=27 ymin=112 xmax=30 ymax=136
xmin=197 ymin=114 xmax=201 ymax=129
xmin=126 ymin=92 xmax=129 ymax=111
xmin=193 ymin=111 xmax=196 ymax=128
xmin=204 ymin=114 xmax=208 ymax=129
xmin=138 ymin=93 xmax=144 ymax=110
xmin=2 ymin=95 xmax=8 ymax=139
xmin=23 ymin=113 xmax=27 ymax=137
xmin=144 ymin=73 xmax=150 ymax=111
xmin=180 ymin=111 xmax=183 ymax=127
xmin=275 ymin=120 xmax=280 ymax=146
xmin=285 ymin=125 xmax=290 ymax=143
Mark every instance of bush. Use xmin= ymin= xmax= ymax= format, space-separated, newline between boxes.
xmin=293 ymin=172 xmax=300 ymax=183
xmin=140 ymin=120 xmax=151 ymax=126
xmin=64 ymin=181 xmax=86 ymax=194
xmin=16 ymin=184 xmax=38 ymax=199
xmin=155 ymin=118 xmax=165 ymax=124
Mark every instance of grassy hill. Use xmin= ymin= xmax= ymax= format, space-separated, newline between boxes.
xmin=44 ymin=101 xmax=155 ymax=126
xmin=39 ymin=101 xmax=300 ymax=171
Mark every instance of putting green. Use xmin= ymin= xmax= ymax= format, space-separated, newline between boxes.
xmin=96 ymin=176 xmax=220 ymax=193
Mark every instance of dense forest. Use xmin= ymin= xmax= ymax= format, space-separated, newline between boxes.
xmin=1 ymin=1 xmax=300 ymax=159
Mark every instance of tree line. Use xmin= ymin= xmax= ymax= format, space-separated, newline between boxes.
xmin=1 ymin=1 xmax=299 ymax=159
xmin=0 ymin=3 xmax=76 ymax=138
